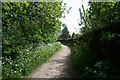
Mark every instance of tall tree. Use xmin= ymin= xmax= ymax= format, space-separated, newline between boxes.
xmin=60 ymin=23 xmax=70 ymax=39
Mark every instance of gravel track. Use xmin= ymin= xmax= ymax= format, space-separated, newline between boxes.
xmin=27 ymin=44 xmax=72 ymax=78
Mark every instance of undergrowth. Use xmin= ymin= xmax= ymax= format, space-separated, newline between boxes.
xmin=62 ymin=42 xmax=120 ymax=79
xmin=2 ymin=42 xmax=61 ymax=79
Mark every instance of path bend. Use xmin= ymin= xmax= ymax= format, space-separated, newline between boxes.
xmin=27 ymin=44 xmax=72 ymax=78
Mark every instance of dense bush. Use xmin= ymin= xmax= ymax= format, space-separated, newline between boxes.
xmin=63 ymin=40 xmax=120 ymax=79
xmin=2 ymin=2 xmax=66 ymax=58
xmin=62 ymin=2 xmax=120 ymax=79
xmin=72 ymin=32 xmax=76 ymax=39
xmin=79 ymin=2 xmax=120 ymax=34
xmin=2 ymin=42 xmax=61 ymax=79
xmin=2 ymin=2 xmax=68 ymax=79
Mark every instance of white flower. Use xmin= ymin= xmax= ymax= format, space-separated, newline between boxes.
xmin=27 ymin=53 xmax=29 ymax=54
xmin=20 ymin=69 xmax=22 ymax=72
xmin=85 ymin=67 xmax=88 ymax=70
xmin=2 ymin=62 xmax=5 ymax=65
xmin=15 ymin=64 xmax=18 ymax=66
xmin=94 ymin=70 xmax=97 ymax=73
xmin=14 ymin=71 xmax=16 ymax=73
xmin=10 ymin=62 xmax=12 ymax=65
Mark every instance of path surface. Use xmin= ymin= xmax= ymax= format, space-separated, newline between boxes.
xmin=27 ymin=44 xmax=73 ymax=78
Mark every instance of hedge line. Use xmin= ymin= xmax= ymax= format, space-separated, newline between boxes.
xmin=62 ymin=22 xmax=120 ymax=79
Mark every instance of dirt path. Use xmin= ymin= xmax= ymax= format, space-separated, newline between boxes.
xmin=27 ymin=44 xmax=73 ymax=78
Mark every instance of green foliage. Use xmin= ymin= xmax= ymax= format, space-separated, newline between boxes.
xmin=79 ymin=2 xmax=120 ymax=34
xmin=82 ymin=61 xmax=120 ymax=79
xmin=72 ymin=32 xmax=76 ymax=39
xmin=61 ymin=2 xmax=120 ymax=79
xmin=62 ymin=42 xmax=94 ymax=78
xmin=63 ymin=41 xmax=120 ymax=79
xmin=2 ymin=42 xmax=61 ymax=79
xmin=79 ymin=2 xmax=120 ymax=62
xmin=2 ymin=2 xmax=66 ymax=79
xmin=0 ymin=62 xmax=1 ymax=80
xmin=60 ymin=23 xmax=70 ymax=39
xmin=2 ymin=2 xmax=66 ymax=57
xmin=75 ymin=34 xmax=81 ymax=38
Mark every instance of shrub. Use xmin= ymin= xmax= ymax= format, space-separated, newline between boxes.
xmin=63 ymin=41 xmax=120 ymax=79
xmin=2 ymin=2 xmax=66 ymax=58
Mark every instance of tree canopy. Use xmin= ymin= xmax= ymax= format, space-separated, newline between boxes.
xmin=60 ymin=23 xmax=70 ymax=39
xmin=2 ymin=2 xmax=67 ymax=57
xmin=79 ymin=2 xmax=120 ymax=34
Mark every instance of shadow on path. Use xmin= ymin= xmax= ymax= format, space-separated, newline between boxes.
xmin=27 ymin=44 xmax=75 ymax=78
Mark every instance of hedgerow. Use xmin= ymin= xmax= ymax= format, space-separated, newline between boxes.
xmin=61 ymin=2 xmax=120 ymax=79
xmin=2 ymin=2 xmax=66 ymax=58
xmin=2 ymin=2 xmax=67 ymax=79
xmin=2 ymin=42 xmax=61 ymax=79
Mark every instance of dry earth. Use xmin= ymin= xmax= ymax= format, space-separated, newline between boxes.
xmin=27 ymin=44 xmax=73 ymax=78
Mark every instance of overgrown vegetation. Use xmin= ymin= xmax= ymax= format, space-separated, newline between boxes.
xmin=72 ymin=32 xmax=76 ymax=39
xmin=62 ymin=2 xmax=120 ymax=79
xmin=2 ymin=2 xmax=67 ymax=79
xmin=2 ymin=2 xmax=66 ymax=58
xmin=2 ymin=1 xmax=120 ymax=79
xmin=2 ymin=42 xmax=61 ymax=79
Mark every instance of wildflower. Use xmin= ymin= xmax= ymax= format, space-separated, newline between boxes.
xmin=94 ymin=70 xmax=97 ymax=73
xmin=15 ymin=64 xmax=18 ymax=66
xmin=21 ymin=76 xmax=23 ymax=78
xmin=14 ymin=71 xmax=16 ymax=73
xmin=2 ymin=62 xmax=5 ymax=65
xmin=10 ymin=62 xmax=12 ymax=65
xmin=20 ymin=69 xmax=22 ymax=72
xmin=85 ymin=67 xmax=88 ymax=70
xmin=27 ymin=53 xmax=30 ymax=54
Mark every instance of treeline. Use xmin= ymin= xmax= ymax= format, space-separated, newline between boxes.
xmin=63 ymin=2 xmax=120 ymax=79
xmin=58 ymin=23 xmax=80 ymax=40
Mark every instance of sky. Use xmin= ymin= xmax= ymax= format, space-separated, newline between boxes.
xmin=59 ymin=0 xmax=89 ymax=35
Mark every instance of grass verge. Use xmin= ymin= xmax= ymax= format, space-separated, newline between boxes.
xmin=2 ymin=42 xmax=61 ymax=79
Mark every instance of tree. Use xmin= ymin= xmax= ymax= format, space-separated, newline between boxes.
xmin=72 ymin=32 xmax=76 ymax=39
xmin=2 ymin=2 xmax=67 ymax=57
xmin=76 ymin=34 xmax=82 ymax=38
xmin=60 ymin=23 xmax=70 ymax=39
xmin=79 ymin=2 xmax=120 ymax=34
